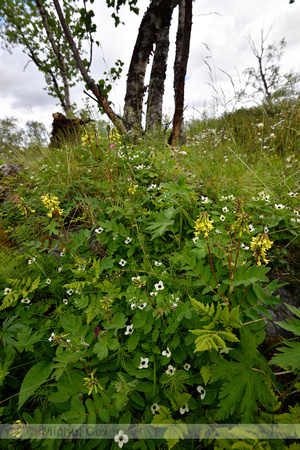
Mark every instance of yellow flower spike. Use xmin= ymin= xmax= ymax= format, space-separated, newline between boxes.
xmin=17 ymin=197 xmax=36 ymax=216
xmin=250 ymin=233 xmax=273 ymax=266
xmin=194 ymin=212 xmax=214 ymax=238
xmin=129 ymin=183 xmax=137 ymax=195
xmin=41 ymin=193 xmax=64 ymax=218
xmin=10 ymin=420 xmax=24 ymax=438
xmin=232 ymin=212 xmax=252 ymax=237
xmin=84 ymin=372 xmax=103 ymax=396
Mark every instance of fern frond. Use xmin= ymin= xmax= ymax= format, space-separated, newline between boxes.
xmin=221 ymin=306 xmax=241 ymax=329
xmin=1 ymin=276 xmax=40 ymax=311
xmin=63 ymin=281 xmax=89 ymax=291
xmin=190 ymin=329 xmax=239 ymax=352
xmin=189 ymin=297 xmax=215 ymax=320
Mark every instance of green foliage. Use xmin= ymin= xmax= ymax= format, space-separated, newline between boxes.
xmin=18 ymin=360 xmax=53 ymax=410
xmin=210 ymin=327 xmax=278 ymax=422
xmin=0 ymin=276 xmax=40 ymax=310
xmin=269 ymin=304 xmax=300 ymax=370
xmin=0 ymin=107 xmax=299 ymax=450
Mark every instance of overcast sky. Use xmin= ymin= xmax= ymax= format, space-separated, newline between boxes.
xmin=0 ymin=0 xmax=299 ymax=132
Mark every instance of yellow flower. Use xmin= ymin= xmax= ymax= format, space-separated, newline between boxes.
xmin=41 ymin=193 xmax=63 ymax=217
xmin=17 ymin=197 xmax=36 ymax=216
xmin=9 ymin=420 xmax=25 ymax=438
xmin=110 ymin=128 xmax=121 ymax=144
xmin=232 ymin=212 xmax=252 ymax=237
xmin=84 ymin=372 xmax=103 ymax=396
xmin=128 ymin=183 xmax=137 ymax=195
xmin=250 ymin=233 xmax=273 ymax=266
xmin=194 ymin=212 xmax=214 ymax=238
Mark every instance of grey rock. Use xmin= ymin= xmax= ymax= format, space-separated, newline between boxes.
xmin=264 ymin=279 xmax=300 ymax=338
xmin=0 ymin=163 xmax=24 ymax=203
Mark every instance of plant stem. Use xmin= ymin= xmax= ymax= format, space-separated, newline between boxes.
xmin=206 ymin=238 xmax=228 ymax=305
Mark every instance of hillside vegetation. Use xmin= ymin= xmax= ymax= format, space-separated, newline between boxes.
xmin=0 ymin=100 xmax=299 ymax=449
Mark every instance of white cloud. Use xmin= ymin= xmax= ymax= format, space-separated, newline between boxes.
xmin=0 ymin=0 xmax=299 ymax=131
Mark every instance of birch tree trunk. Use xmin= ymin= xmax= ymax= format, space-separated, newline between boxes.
xmin=123 ymin=0 xmax=177 ymax=134
xmin=169 ymin=0 xmax=192 ymax=147
xmin=36 ymin=0 xmax=72 ymax=113
xmin=145 ymin=3 xmax=174 ymax=133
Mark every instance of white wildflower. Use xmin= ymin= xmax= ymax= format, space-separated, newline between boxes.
xmin=162 ymin=348 xmax=171 ymax=358
xmin=139 ymin=357 xmax=149 ymax=369
xmin=197 ymin=386 xmax=206 ymax=400
xmin=114 ymin=430 xmax=129 ymax=448
xmin=179 ymin=404 xmax=189 ymax=415
xmin=165 ymin=365 xmax=176 ymax=376
xmin=125 ymin=324 xmax=134 ymax=335
xmin=154 ymin=280 xmax=164 ymax=291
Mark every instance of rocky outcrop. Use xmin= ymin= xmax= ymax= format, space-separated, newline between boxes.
xmin=265 ymin=280 xmax=300 ymax=339
xmin=0 ymin=163 xmax=24 ymax=203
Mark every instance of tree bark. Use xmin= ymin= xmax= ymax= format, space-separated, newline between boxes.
xmin=123 ymin=0 xmax=177 ymax=133
xmin=36 ymin=0 xmax=72 ymax=113
xmin=146 ymin=4 xmax=174 ymax=133
xmin=170 ymin=0 xmax=192 ymax=147
xmin=53 ymin=0 xmax=127 ymax=134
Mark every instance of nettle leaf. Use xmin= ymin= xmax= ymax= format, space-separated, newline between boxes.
xmin=269 ymin=342 xmax=300 ymax=371
xmin=160 ymin=176 xmax=192 ymax=201
xmin=107 ymin=312 xmax=127 ymax=331
xmin=210 ymin=327 xmax=276 ymax=422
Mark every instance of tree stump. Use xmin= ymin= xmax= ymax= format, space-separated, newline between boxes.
xmin=50 ymin=112 xmax=90 ymax=147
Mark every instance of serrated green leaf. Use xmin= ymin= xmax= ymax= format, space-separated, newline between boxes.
xmin=107 ymin=338 xmax=120 ymax=351
xmin=210 ymin=327 xmax=276 ymax=422
xmin=146 ymin=207 xmax=178 ymax=239
xmin=269 ymin=342 xmax=300 ymax=371
xmin=200 ymin=365 xmax=212 ymax=385
xmin=93 ymin=341 xmax=108 ymax=361
xmin=190 ymin=329 xmax=239 ymax=352
xmin=275 ymin=305 xmax=300 ymax=336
